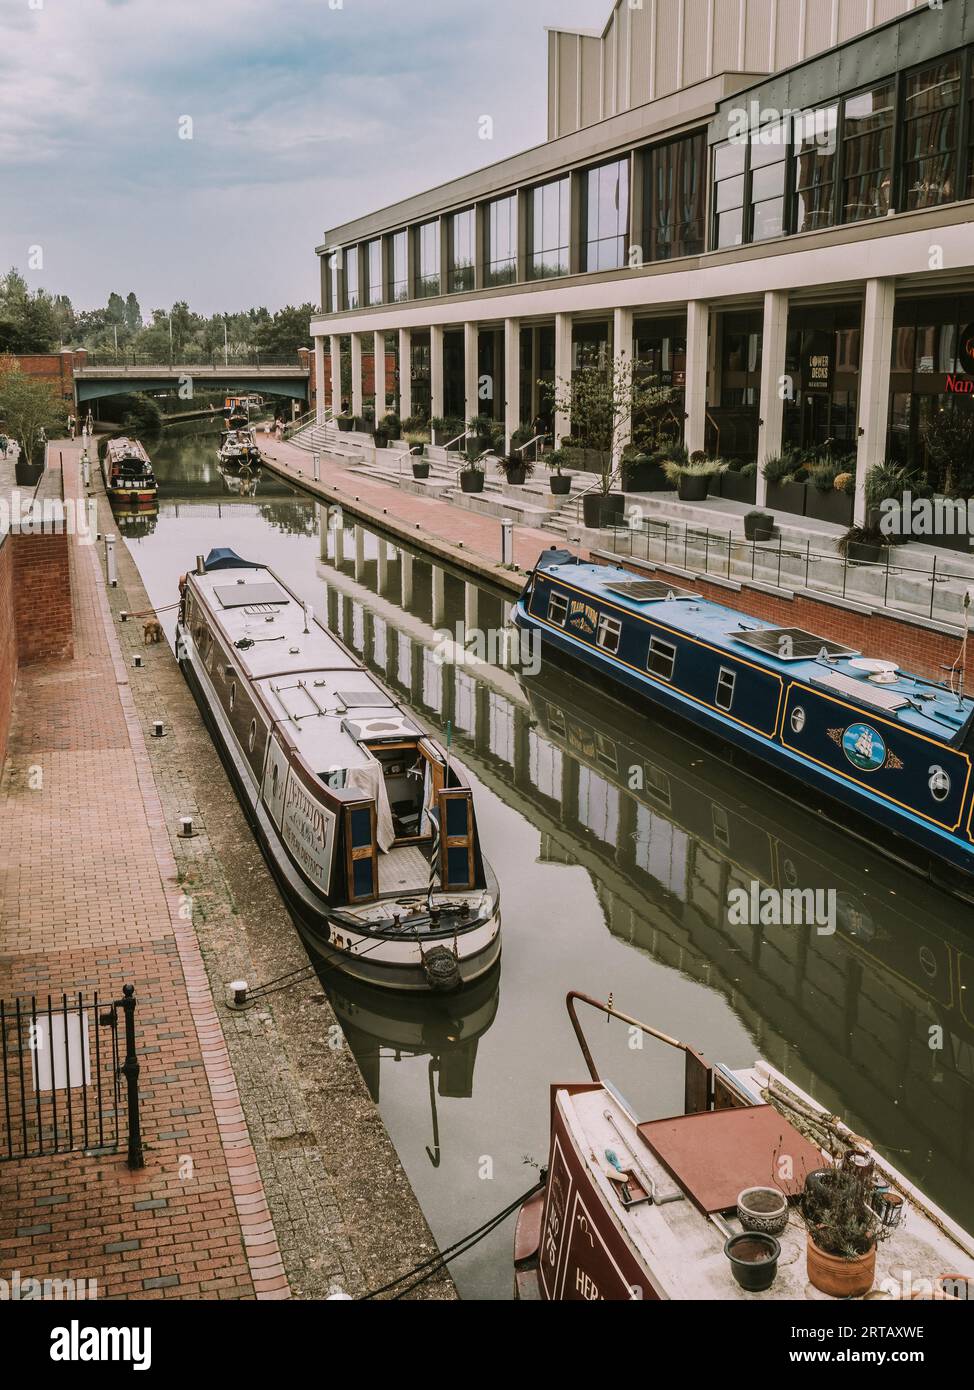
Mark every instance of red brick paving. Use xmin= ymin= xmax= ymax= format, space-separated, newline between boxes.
xmin=0 ymin=442 xmax=288 ymax=1300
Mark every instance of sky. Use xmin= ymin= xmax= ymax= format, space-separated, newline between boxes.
xmin=0 ymin=0 xmax=605 ymax=316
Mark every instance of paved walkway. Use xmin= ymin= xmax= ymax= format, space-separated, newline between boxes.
xmin=260 ymin=435 xmax=585 ymax=586
xmin=0 ymin=443 xmax=288 ymax=1299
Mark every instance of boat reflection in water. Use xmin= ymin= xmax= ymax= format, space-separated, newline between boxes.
xmin=325 ymin=967 xmax=500 ymax=1166
xmin=217 ymin=462 xmax=261 ymax=497
xmin=111 ymin=499 xmax=159 ymax=539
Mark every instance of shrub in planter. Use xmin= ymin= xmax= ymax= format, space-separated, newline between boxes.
xmin=459 ymin=465 xmax=486 ymax=493
xmin=621 ymin=450 xmax=672 ymax=493
xmin=806 ymin=464 xmax=854 ymax=525
xmin=744 ymin=509 xmax=775 ymax=542
xmin=721 ymin=461 xmax=758 ymax=505
xmin=466 ymin=415 xmax=495 ymax=459
xmin=546 ymin=448 xmax=572 ymax=496
xmin=336 ymin=414 xmax=356 ymax=433
xmin=375 ymin=413 xmax=401 ymax=449
xmin=411 ymin=460 xmax=431 ymax=480
xmin=763 ymin=451 xmax=808 ymax=516
xmin=800 ymin=1165 xmax=889 ymax=1299
xmin=838 ymin=522 xmax=895 ymax=565
xmin=430 ymin=417 xmax=465 ymax=448
xmin=582 ymin=493 xmax=626 ymax=528
xmin=663 ymin=456 xmax=727 ymax=503
xmin=496 ymin=454 xmax=535 ymax=487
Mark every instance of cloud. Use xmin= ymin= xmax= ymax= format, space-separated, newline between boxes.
xmin=0 ymin=0 xmax=605 ymax=313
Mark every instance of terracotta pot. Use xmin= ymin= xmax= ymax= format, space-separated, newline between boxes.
xmin=806 ymin=1232 xmax=877 ymax=1298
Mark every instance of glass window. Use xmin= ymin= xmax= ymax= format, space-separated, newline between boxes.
xmin=749 ymin=123 xmax=788 ymax=242
xmin=390 ymin=230 xmax=409 ymax=302
xmin=596 ymin=614 xmax=622 ymax=654
xmin=584 ymin=158 xmax=629 ymax=271
xmin=648 ymin=636 xmax=676 ymax=681
xmin=841 ymin=83 xmax=895 ymax=223
xmin=793 ymin=106 xmax=838 ymax=233
xmin=328 ymin=250 xmax=340 ymax=314
xmin=486 ymin=195 xmax=517 ymax=286
xmin=365 ymin=239 xmax=382 ymax=306
xmin=716 ymin=667 xmax=736 ymax=711
xmin=903 ymin=57 xmax=961 ymax=210
xmin=548 ymin=592 xmax=568 ymax=627
xmin=416 ymin=220 xmax=440 ymax=298
xmin=343 ymin=246 xmax=359 ymax=310
xmin=713 ymin=140 xmax=746 ymax=248
xmin=529 ymin=177 xmax=569 ymax=279
xmin=643 ymin=132 xmax=707 ymax=261
xmin=449 ymin=209 xmax=475 ymax=293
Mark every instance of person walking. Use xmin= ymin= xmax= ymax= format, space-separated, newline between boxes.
xmin=0 ymin=434 xmax=8 ymax=460
xmin=68 ymin=413 xmax=76 ymax=439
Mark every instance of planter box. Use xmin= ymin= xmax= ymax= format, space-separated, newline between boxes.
xmin=336 ymin=417 xmax=355 ymax=433
xmin=14 ymin=459 xmax=44 ymax=488
xmin=565 ymin=447 xmax=604 ymax=474
xmin=412 ymin=463 xmax=431 ymax=480
xmin=549 ymin=475 xmax=572 ymax=496
xmin=432 ymin=427 xmax=463 ymax=448
xmin=501 ymin=466 xmax=527 ymax=485
xmin=720 ymin=471 xmax=757 ymax=505
xmin=744 ymin=510 xmax=775 ymax=542
xmin=460 ymin=471 xmax=485 ymax=494
xmin=622 ymin=459 xmax=673 ymax=492
xmin=806 ymin=487 xmax=853 ymax=526
xmin=766 ymin=480 xmax=807 ymax=517
xmin=846 ymin=541 xmax=885 ymax=565
xmin=582 ymin=493 xmax=625 ymax=528
xmin=678 ymin=474 xmax=710 ymax=503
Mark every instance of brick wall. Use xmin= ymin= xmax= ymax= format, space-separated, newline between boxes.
xmin=623 ymin=559 xmax=964 ymax=684
xmin=5 ymin=350 xmax=86 ymax=405
xmin=11 ymin=531 xmax=73 ymax=665
xmin=0 ymin=535 xmax=15 ymax=768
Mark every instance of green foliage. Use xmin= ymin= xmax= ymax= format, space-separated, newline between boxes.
xmin=97 ymin=392 xmax=163 ymax=435
xmin=838 ymin=522 xmax=895 ymax=556
xmin=495 ymin=455 xmax=535 ymax=481
xmin=546 ymin=448 xmax=569 ymax=473
xmin=0 ymin=356 xmax=68 ymax=459
xmin=762 ymin=450 xmax=803 ymax=485
xmin=662 ymin=456 xmax=727 ymax=483
xmin=801 ymin=1168 xmax=887 ymax=1259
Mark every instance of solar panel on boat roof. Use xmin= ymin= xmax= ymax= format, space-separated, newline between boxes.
xmin=336 ymin=690 xmax=394 ymax=708
xmin=809 ymin=668 xmax=910 ymax=711
xmin=731 ymin=627 xmax=859 ymax=662
xmin=214 ymin=582 xmax=290 ymax=608
xmin=605 ymin=579 xmax=697 ymax=603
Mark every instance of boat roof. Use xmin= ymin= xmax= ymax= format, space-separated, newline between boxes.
xmin=538 ymin=559 xmax=974 ymax=746
xmin=190 ymin=564 xmax=422 ymax=773
xmin=559 ymin=1069 xmax=974 ymax=1301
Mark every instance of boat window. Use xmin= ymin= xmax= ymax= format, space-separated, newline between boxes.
xmin=716 ymin=666 xmax=737 ymax=711
xmin=596 ymin=614 xmax=622 ymax=655
xmin=648 ymin=636 xmax=677 ymax=682
xmin=229 ymin=682 xmax=236 ymax=711
xmin=248 ymin=719 xmax=258 ymax=752
xmin=548 ymin=592 xmax=569 ymax=627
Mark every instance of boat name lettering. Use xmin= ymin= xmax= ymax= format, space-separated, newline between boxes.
xmin=568 ymin=601 xmax=599 ymax=636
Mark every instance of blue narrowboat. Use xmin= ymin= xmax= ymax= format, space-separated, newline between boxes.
xmin=513 ymin=551 xmax=974 ymax=892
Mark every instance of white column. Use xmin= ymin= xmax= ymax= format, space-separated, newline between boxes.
xmin=464 ymin=321 xmax=479 ymax=427
xmin=329 ymin=335 xmax=342 ymax=417
xmin=757 ymin=290 xmax=789 ymax=508
xmin=613 ymin=306 xmax=634 ymax=466
xmin=354 ymin=524 xmax=365 ymax=582
xmin=333 ymin=518 xmax=345 ymax=566
xmin=400 ymin=551 xmax=414 ymax=608
xmin=464 ymin=580 xmax=479 ymax=633
xmin=377 ymin=541 xmax=389 ymax=592
xmin=504 ymin=317 xmax=520 ymax=453
xmin=314 ymin=338 xmax=326 ymax=424
xmin=684 ymin=301 xmax=710 ymax=455
xmin=350 ymin=333 xmax=364 ymax=418
xmin=855 ymin=278 xmax=896 ymax=526
xmin=398 ymin=328 xmax=412 ymax=420
xmin=430 ymin=324 xmax=445 ymax=419
xmin=373 ymin=330 xmax=387 ymax=420
xmin=431 ymin=564 xmax=445 ymax=628
xmin=554 ymin=312 xmax=573 ymax=446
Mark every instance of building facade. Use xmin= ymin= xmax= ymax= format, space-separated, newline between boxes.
xmin=311 ymin=0 xmax=974 ymax=522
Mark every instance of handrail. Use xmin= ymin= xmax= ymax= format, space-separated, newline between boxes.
xmin=566 ymin=991 xmax=706 ymax=1083
xmin=515 ymin=433 xmax=550 ymax=460
xmin=444 ymin=431 xmax=469 ymax=452
xmin=574 ymin=465 xmax=622 ymax=524
xmin=455 ymin=449 xmax=497 ymax=476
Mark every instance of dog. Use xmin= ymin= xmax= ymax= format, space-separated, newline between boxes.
xmin=142 ymin=618 xmax=164 ymax=645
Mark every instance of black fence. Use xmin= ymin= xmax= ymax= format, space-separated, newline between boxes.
xmin=0 ymin=985 xmax=143 ymax=1168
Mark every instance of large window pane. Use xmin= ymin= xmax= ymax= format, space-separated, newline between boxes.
xmin=712 ymin=141 xmax=745 ymax=248
xmin=643 ymin=131 xmax=706 ymax=261
xmin=583 ymin=159 xmax=629 ymax=271
xmin=903 ymin=58 xmax=961 ymax=210
xmin=749 ymin=123 xmax=788 ymax=242
xmin=486 ymin=195 xmax=517 ymax=286
xmin=343 ymin=246 xmax=359 ymax=310
xmin=793 ymin=106 xmax=838 ymax=233
xmin=390 ymin=230 xmax=409 ymax=301
xmin=529 ymin=177 xmax=569 ymax=279
xmin=449 ymin=208 xmax=475 ymax=293
xmin=365 ymin=239 xmax=382 ymax=306
xmin=416 ymin=220 xmax=440 ymax=298
xmin=841 ymin=83 xmax=894 ymax=222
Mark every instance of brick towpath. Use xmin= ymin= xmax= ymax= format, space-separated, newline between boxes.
xmin=0 ymin=448 xmax=285 ymax=1299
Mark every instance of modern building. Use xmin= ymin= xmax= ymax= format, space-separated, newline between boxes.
xmin=311 ymin=0 xmax=974 ymax=522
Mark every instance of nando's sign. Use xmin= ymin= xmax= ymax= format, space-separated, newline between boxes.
xmin=946 ymin=322 xmax=974 ymax=395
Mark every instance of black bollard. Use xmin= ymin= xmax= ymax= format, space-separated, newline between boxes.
xmin=119 ymin=984 xmax=145 ymax=1170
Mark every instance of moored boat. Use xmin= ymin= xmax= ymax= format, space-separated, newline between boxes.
xmin=514 ymin=992 xmax=974 ymax=1301
xmin=101 ymin=437 xmax=157 ymax=502
xmin=177 ymin=548 xmax=501 ymax=992
xmin=514 ymin=551 xmax=974 ymax=891
xmin=217 ymin=426 xmax=262 ymax=472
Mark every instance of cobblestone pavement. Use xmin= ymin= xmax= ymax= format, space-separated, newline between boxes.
xmin=0 ymin=441 xmax=454 ymax=1300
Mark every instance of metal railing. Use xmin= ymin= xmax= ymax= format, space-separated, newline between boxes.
xmin=601 ymin=514 xmax=974 ymax=628
xmin=573 ymin=467 xmax=622 ymax=527
xmin=80 ymin=350 xmax=306 ymax=370
xmin=1 ymin=984 xmax=143 ymax=1169
xmin=515 ymin=433 xmax=550 ymax=461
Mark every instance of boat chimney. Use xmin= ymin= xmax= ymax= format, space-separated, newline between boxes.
xmin=303 ymin=602 xmax=312 ymax=634
xmin=195 ymin=554 xmax=205 ymax=576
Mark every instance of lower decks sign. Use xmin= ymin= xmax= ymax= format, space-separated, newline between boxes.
xmin=282 ymin=773 xmax=336 ymax=892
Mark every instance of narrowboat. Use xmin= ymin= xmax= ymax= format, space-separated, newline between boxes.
xmin=514 ymin=991 xmax=974 ymax=1301
xmin=101 ymin=437 xmax=157 ymax=502
xmin=177 ymin=549 xmax=501 ymax=992
xmin=514 ymin=551 xmax=974 ymax=891
xmin=217 ymin=426 xmax=262 ymax=472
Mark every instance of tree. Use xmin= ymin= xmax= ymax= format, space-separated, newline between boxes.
xmin=0 ymin=357 xmax=68 ymax=462
xmin=543 ymin=352 xmax=675 ymax=497
xmin=254 ymin=304 xmax=315 ymax=357
xmin=922 ymin=403 xmax=974 ymax=497
xmin=124 ymin=292 xmax=142 ymax=334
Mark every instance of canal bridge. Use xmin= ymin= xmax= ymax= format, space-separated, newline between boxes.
xmin=73 ymin=361 xmax=311 ymax=407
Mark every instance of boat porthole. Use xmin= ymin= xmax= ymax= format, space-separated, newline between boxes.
xmin=918 ymin=946 xmax=938 ymax=980
xmin=272 ymin=764 xmax=279 ymax=797
xmin=929 ymin=766 xmax=950 ymax=803
xmin=248 ymin=719 xmax=257 ymax=752
xmin=229 ymin=682 xmax=236 ymax=711
xmin=790 ymin=706 xmax=806 ymax=734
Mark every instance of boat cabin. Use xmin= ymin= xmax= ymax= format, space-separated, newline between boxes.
xmin=103 ymin=437 xmax=155 ymax=493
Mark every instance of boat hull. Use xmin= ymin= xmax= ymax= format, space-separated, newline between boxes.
xmin=514 ymin=597 xmax=974 ymax=890
xmin=178 ymin=621 xmax=500 ymax=992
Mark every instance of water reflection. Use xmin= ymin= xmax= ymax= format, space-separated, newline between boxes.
xmin=122 ymin=423 xmax=974 ymax=1299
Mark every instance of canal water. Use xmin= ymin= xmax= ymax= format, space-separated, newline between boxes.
xmin=124 ymin=420 xmax=974 ymax=1300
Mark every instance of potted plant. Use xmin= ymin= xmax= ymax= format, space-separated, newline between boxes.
xmin=496 ymin=454 xmax=534 ymax=487
xmin=411 ymin=456 xmax=431 ymax=481
xmin=838 ymin=521 xmax=895 ymax=565
xmin=543 ymin=352 xmax=660 ymax=529
xmin=744 ymin=508 xmax=775 ymax=542
xmin=546 ymin=448 xmax=572 ymax=496
xmin=336 ymin=412 xmax=356 ymax=433
xmin=723 ymin=1232 xmax=781 ymax=1293
xmin=460 ymin=455 xmax=487 ymax=493
xmin=800 ymin=1165 xmax=888 ymax=1299
xmin=663 ymin=454 xmax=727 ymax=503
xmin=721 ymin=459 xmax=758 ymax=505
xmin=806 ymin=457 xmax=854 ymax=525
xmin=865 ymin=461 xmax=919 ymax=548
xmin=763 ymin=451 xmax=808 ymax=516
xmin=430 ymin=416 xmax=464 ymax=448
xmin=374 ymin=413 xmax=401 ymax=449
xmin=467 ymin=415 xmax=495 ymax=459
